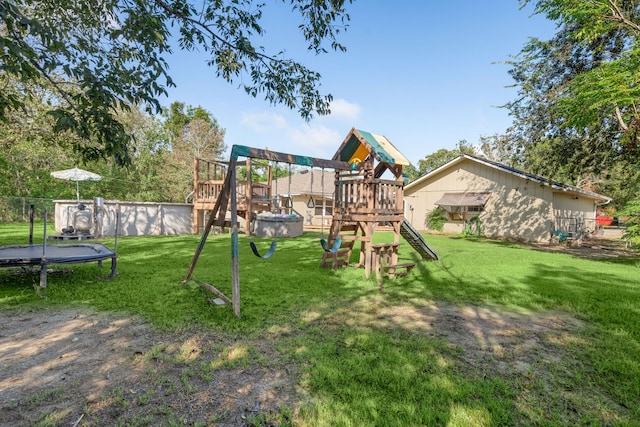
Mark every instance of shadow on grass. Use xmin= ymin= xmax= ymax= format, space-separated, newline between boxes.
xmin=1 ymin=228 xmax=638 ymax=425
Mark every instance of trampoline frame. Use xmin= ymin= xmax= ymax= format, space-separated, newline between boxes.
xmin=0 ymin=209 xmax=118 ymax=292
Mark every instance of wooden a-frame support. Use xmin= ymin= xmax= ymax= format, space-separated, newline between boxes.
xmin=183 ymin=145 xmax=352 ymax=318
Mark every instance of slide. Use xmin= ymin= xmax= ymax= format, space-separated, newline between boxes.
xmin=400 ymin=220 xmax=439 ymax=261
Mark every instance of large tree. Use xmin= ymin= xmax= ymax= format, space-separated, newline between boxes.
xmin=415 ymin=141 xmax=476 ymax=177
xmin=505 ymin=0 xmax=640 ymax=206
xmin=162 ymin=102 xmax=227 ymax=201
xmin=0 ymin=0 xmax=351 ymax=164
xmin=522 ymin=0 xmax=640 ymax=146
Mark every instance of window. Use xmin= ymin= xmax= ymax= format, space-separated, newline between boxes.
xmin=314 ymin=199 xmax=333 ymax=216
xmin=434 ymin=192 xmax=491 ymax=221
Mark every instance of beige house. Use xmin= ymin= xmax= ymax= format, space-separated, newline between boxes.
xmin=404 ymin=154 xmax=612 ymax=243
xmin=272 ymin=169 xmax=335 ymax=227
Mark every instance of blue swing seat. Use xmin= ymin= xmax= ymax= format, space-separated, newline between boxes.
xmin=320 ymin=237 xmax=342 ymax=253
xmin=250 ymin=239 xmax=277 ymax=259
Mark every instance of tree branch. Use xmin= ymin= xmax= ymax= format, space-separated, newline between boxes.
xmin=614 ymin=105 xmax=629 ymax=131
xmin=606 ymin=0 xmax=640 ymax=34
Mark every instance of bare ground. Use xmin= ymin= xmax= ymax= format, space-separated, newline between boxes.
xmin=0 ymin=302 xmax=595 ymax=426
xmin=0 ymin=309 xmax=299 ymax=426
xmin=531 ymin=228 xmax=637 ymax=259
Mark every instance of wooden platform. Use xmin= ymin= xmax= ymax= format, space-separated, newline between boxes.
xmin=47 ymin=234 xmax=95 ymax=241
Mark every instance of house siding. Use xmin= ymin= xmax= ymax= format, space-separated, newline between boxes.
xmin=405 ymin=158 xmax=602 ymax=243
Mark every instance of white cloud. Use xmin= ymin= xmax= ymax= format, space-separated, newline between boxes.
xmin=289 ymin=125 xmax=343 ymax=158
xmin=240 ymin=111 xmax=288 ymax=132
xmin=328 ymin=99 xmax=361 ymax=120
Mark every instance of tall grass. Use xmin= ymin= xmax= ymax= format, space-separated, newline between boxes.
xmin=1 ymin=223 xmax=639 ymax=425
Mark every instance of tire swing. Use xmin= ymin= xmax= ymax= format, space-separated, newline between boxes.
xmin=248 ymin=160 xmax=277 ymax=259
xmin=317 ymin=168 xmax=342 ymax=253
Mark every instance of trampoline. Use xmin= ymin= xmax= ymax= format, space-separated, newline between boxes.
xmin=0 ymin=207 xmax=118 ymax=292
xmin=0 ymin=243 xmax=117 ymax=290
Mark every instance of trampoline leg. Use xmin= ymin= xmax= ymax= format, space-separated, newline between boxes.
xmin=109 ymin=256 xmax=117 ymax=278
xmin=39 ymin=262 xmax=47 ymax=297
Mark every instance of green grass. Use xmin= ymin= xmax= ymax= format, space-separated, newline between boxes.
xmin=1 ymin=223 xmax=639 ymax=426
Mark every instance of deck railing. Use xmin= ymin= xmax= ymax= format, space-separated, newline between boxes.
xmin=196 ymin=180 xmax=225 ymax=201
xmin=196 ymin=181 xmax=271 ymax=203
xmin=335 ymin=176 xmax=404 ymax=215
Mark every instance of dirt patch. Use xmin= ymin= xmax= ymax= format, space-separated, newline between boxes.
xmin=377 ymin=302 xmax=582 ymax=373
xmin=532 ymin=233 xmax=637 ymax=259
xmin=0 ymin=308 xmax=298 ymax=426
xmin=0 ymin=301 xmax=593 ymax=426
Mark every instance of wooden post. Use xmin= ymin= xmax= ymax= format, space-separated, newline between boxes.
xmin=229 ymin=158 xmax=241 ymax=317
xmin=245 ymin=158 xmax=252 ymax=229
xmin=183 ymin=170 xmax=232 ymax=283
xmin=29 ymin=204 xmax=35 ymax=245
xmin=193 ymin=158 xmax=199 ymax=233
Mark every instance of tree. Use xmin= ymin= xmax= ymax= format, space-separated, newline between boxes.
xmin=505 ymin=1 xmax=640 ymax=207
xmin=402 ymin=164 xmax=420 ymax=183
xmin=477 ymin=134 xmax=521 ymax=167
xmin=161 ymin=103 xmax=227 ymax=201
xmin=0 ymin=0 xmax=351 ymax=164
xmin=521 ymin=0 xmax=640 ymax=147
xmin=416 ymin=141 xmax=476 ymax=176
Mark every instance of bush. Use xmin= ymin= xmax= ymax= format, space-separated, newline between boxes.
xmin=619 ymin=199 xmax=640 ymax=247
xmin=425 ymin=207 xmax=447 ymax=231
xmin=463 ymin=216 xmax=483 ymax=237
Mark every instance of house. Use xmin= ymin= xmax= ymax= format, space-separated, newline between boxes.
xmin=404 ymin=154 xmax=612 ymax=243
xmin=272 ymin=169 xmax=335 ymax=227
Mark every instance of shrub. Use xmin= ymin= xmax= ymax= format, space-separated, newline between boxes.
xmin=425 ymin=207 xmax=447 ymax=231
xmin=619 ymin=199 xmax=640 ymax=247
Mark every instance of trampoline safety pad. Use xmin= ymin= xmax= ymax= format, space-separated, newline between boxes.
xmin=0 ymin=243 xmax=117 ymax=291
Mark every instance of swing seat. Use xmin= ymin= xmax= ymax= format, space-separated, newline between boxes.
xmin=320 ymin=237 xmax=342 ymax=253
xmin=250 ymin=239 xmax=277 ymax=259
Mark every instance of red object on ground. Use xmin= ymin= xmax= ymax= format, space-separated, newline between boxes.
xmin=596 ymin=215 xmax=614 ymax=226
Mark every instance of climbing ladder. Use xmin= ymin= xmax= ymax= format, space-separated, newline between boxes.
xmin=319 ymin=221 xmax=358 ymax=269
xmin=321 ymin=218 xmax=434 ymax=279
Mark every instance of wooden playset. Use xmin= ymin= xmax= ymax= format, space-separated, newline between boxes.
xmin=185 ymin=128 xmax=438 ymax=317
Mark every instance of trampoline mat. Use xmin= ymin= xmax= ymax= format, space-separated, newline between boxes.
xmin=0 ymin=243 xmax=116 ymax=267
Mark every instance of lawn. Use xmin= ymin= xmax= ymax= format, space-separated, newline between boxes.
xmin=1 ymin=222 xmax=639 ymax=426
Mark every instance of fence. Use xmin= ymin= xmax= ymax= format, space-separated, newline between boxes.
xmin=53 ymin=199 xmax=194 ymax=237
xmin=0 ymin=197 xmax=55 ymax=223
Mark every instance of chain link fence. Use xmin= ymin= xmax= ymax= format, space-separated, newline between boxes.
xmin=0 ymin=197 xmax=55 ymax=223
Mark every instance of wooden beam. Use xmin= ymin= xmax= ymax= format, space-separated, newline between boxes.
xmin=183 ymin=167 xmax=232 ymax=283
xmin=231 ymin=145 xmax=353 ymax=171
xmin=229 ymin=158 xmax=241 ymax=318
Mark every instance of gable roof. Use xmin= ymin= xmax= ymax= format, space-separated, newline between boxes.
xmin=272 ymin=170 xmax=334 ymax=197
xmin=405 ymin=154 xmax=612 ymax=202
xmin=332 ymin=127 xmax=411 ymax=166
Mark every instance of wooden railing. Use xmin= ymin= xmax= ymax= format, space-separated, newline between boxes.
xmin=335 ymin=176 xmax=404 ymax=214
xmin=196 ymin=180 xmax=225 ymax=201
xmin=196 ymin=181 xmax=271 ymax=202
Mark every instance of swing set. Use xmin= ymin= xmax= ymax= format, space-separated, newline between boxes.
xmin=308 ymin=168 xmax=342 ymax=253
xmin=246 ymin=159 xmax=281 ymax=259
xmin=183 ymin=144 xmax=354 ymax=317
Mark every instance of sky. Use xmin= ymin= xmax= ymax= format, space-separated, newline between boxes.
xmin=161 ymin=1 xmax=557 ymax=166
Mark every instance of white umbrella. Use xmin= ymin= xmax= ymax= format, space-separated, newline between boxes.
xmin=51 ymin=167 xmax=102 ymax=201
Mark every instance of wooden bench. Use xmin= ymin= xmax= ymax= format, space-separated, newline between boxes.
xmin=381 ymin=262 xmax=416 ymax=278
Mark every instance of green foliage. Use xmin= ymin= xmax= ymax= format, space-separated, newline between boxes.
xmin=0 ymin=0 xmax=352 ymax=164
xmin=507 ymin=1 xmax=640 ymax=207
xmin=416 ymin=141 xmax=475 ymax=175
xmin=402 ymin=163 xmax=420 ymax=182
xmin=0 ymin=98 xmax=227 ymax=203
xmin=462 ymin=215 xmax=483 ymax=237
xmin=425 ymin=207 xmax=447 ymax=231
xmin=620 ymin=198 xmax=640 ymax=247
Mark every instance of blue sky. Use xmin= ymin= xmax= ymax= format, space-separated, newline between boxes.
xmin=162 ymin=1 xmax=556 ymax=166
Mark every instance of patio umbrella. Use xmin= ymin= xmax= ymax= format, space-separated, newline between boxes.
xmin=50 ymin=167 xmax=102 ymax=201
